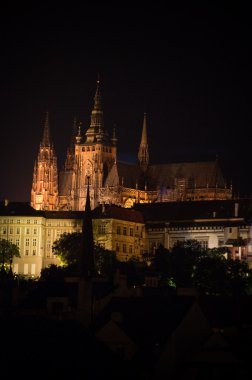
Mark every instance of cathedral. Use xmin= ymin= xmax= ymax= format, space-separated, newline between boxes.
xmin=30 ymin=79 xmax=232 ymax=211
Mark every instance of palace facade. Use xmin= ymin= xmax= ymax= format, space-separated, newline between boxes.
xmin=30 ymin=79 xmax=232 ymax=212
xmin=1 ymin=199 xmax=252 ymax=277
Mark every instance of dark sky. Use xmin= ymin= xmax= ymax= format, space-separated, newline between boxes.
xmin=1 ymin=2 xmax=252 ymax=202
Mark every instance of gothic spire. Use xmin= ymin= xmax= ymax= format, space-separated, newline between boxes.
xmin=41 ymin=111 xmax=51 ymax=147
xmin=64 ymin=117 xmax=78 ymax=171
xmin=138 ymin=112 xmax=149 ymax=172
xmin=86 ymin=76 xmax=107 ymax=143
xmin=80 ymin=177 xmax=95 ymax=279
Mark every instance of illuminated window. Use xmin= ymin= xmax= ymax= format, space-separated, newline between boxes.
xmin=31 ymin=264 xmax=36 ymax=275
xmin=198 ymin=240 xmax=208 ymax=250
xmin=98 ymin=224 xmax=106 ymax=234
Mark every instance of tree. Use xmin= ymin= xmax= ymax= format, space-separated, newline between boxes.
xmin=166 ymin=240 xmax=203 ymax=288
xmin=52 ymin=232 xmax=118 ymax=277
xmin=0 ymin=238 xmax=20 ymax=270
xmin=193 ymin=253 xmax=229 ymax=295
xmin=52 ymin=232 xmax=82 ymax=266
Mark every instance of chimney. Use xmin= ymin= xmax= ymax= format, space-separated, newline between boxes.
xmin=234 ymin=202 xmax=239 ymax=217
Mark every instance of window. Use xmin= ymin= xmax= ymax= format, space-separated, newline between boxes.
xmin=123 ymin=244 xmax=127 ymax=253
xmin=130 ymin=228 xmax=133 ymax=236
xmin=26 ymin=228 xmax=30 ymax=234
xmin=34 ymin=220 xmax=37 ymax=224
xmin=123 ymin=227 xmax=127 ymax=236
xmin=98 ymin=224 xmax=106 ymax=234
xmin=116 ymin=226 xmax=121 ymax=235
xmin=27 ymin=220 xmax=30 ymax=224
xmin=229 ymin=228 xmax=232 ymax=233
xmin=116 ymin=243 xmax=120 ymax=252
xmin=198 ymin=240 xmax=208 ymax=250
xmin=17 ymin=220 xmax=20 ymax=224
xmin=32 ymin=239 xmax=37 ymax=246
xmin=15 ymin=239 xmax=20 ymax=247
xmin=47 ymin=230 xmax=51 ymax=237
xmin=129 ymin=245 xmax=133 ymax=254
xmin=16 ymin=227 xmax=20 ymax=234
xmin=25 ymin=250 xmax=29 ymax=256
xmin=9 ymin=227 xmax=13 ymax=234
xmin=32 ymin=250 xmax=36 ymax=256
xmin=24 ymin=264 xmax=28 ymax=274
xmin=25 ymin=239 xmax=30 ymax=246
xmin=33 ymin=228 xmax=37 ymax=235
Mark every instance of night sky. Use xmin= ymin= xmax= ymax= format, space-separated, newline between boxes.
xmin=1 ymin=2 xmax=252 ymax=202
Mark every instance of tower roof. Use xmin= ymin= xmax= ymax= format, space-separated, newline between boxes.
xmin=138 ymin=112 xmax=149 ymax=172
xmin=41 ymin=111 xmax=51 ymax=147
xmin=85 ymin=77 xmax=110 ymax=144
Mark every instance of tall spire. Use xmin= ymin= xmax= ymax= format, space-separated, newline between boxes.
xmin=85 ymin=76 xmax=110 ymax=143
xmin=80 ymin=177 xmax=95 ymax=279
xmin=41 ymin=111 xmax=51 ymax=146
xmin=30 ymin=112 xmax=58 ymax=210
xmin=64 ymin=117 xmax=78 ymax=170
xmin=138 ymin=112 xmax=149 ymax=172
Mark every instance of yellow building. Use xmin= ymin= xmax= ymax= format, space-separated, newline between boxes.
xmin=92 ymin=204 xmax=146 ymax=261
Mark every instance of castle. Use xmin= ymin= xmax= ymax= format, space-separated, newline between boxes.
xmin=30 ymin=79 xmax=232 ymax=211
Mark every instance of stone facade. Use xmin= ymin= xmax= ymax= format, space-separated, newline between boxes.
xmin=31 ymin=79 xmax=232 ymax=212
xmin=1 ymin=199 xmax=252 ymax=276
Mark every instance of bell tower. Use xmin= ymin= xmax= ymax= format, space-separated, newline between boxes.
xmin=31 ymin=112 xmax=59 ymax=210
xmin=72 ymin=78 xmax=117 ymax=210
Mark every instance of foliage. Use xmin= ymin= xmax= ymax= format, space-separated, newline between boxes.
xmin=166 ymin=240 xmax=203 ymax=287
xmin=149 ymin=240 xmax=252 ymax=296
xmin=52 ymin=232 xmax=118 ymax=277
xmin=40 ymin=264 xmax=67 ymax=282
xmin=52 ymin=232 xmax=82 ymax=266
xmin=0 ymin=238 xmax=20 ymax=268
xmin=193 ymin=253 xmax=229 ymax=295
